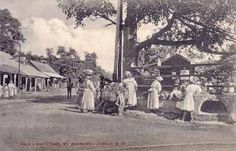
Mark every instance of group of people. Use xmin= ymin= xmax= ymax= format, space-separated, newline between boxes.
xmin=71 ymin=70 xmax=138 ymax=115
xmin=70 ymin=69 xmax=202 ymax=122
xmin=147 ymin=75 xmax=202 ymax=122
xmin=0 ymin=80 xmax=17 ymax=99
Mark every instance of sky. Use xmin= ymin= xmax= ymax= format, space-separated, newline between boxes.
xmin=0 ymin=0 xmax=133 ymax=72
xmin=0 ymin=0 xmax=226 ymax=72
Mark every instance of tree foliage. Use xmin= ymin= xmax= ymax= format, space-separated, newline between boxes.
xmin=58 ymin=0 xmax=236 ymax=57
xmin=44 ymin=47 xmax=104 ymax=78
xmin=57 ymin=0 xmax=117 ymax=27
xmin=0 ymin=9 xmax=24 ymax=55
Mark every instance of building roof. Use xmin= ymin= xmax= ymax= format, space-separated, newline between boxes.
xmin=0 ymin=64 xmax=24 ymax=74
xmin=20 ymin=64 xmax=49 ymax=78
xmin=0 ymin=51 xmax=48 ymax=78
xmin=162 ymin=54 xmax=192 ymax=64
xmin=30 ymin=60 xmax=64 ymax=78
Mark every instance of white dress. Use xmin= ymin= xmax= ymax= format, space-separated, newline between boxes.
xmin=3 ymin=85 xmax=9 ymax=98
xmin=8 ymin=83 xmax=15 ymax=97
xmin=147 ymin=80 xmax=162 ymax=109
xmin=181 ymin=84 xmax=202 ymax=111
xmin=123 ymin=77 xmax=137 ymax=106
xmin=81 ymin=80 xmax=96 ymax=110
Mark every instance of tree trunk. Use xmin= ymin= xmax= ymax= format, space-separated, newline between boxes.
xmin=123 ymin=0 xmax=138 ymax=73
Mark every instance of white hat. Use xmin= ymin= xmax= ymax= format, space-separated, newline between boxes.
xmin=155 ymin=76 xmax=163 ymax=81
xmin=84 ymin=69 xmax=93 ymax=75
xmin=190 ymin=76 xmax=198 ymax=84
xmin=125 ymin=71 xmax=132 ymax=77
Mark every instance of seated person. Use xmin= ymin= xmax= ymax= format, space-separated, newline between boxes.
xmin=169 ymin=84 xmax=187 ymax=101
xmin=101 ymin=83 xmax=125 ymax=115
xmin=169 ymin=86 xmax=183 ymax=101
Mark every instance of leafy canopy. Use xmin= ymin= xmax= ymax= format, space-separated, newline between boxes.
xmin=58 ymin=0 xmax=236 ymax=55
xmin=0 ymin=9 xmax=24 ymax=55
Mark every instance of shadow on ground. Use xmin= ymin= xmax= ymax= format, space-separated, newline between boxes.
xmin=27 ymin=95 xmax=78 ymax=104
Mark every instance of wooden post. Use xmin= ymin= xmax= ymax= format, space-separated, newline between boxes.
xmin=14 ymin=74 xmax=17 ymax=85
xmin=34 ymin=77 xmax=37 ymax=92
xmin=113 ymin=0 xmax=123 ymax=82
xmin=25 ymin=77 xmax=28 ymax=91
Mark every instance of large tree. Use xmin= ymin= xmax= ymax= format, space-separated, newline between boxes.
xmin=0 ymin=9 xmax=24 ymax=55
xmin=58 ymin=0 xmax=236 ymax=71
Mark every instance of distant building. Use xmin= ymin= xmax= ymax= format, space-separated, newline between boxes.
xmin=0 ymin=51 xmax=63 ymax=91
xmin=30 ymin=60 xmax=64 ymax=88
xmin=160 ymin=54 xmax=194 ymax=90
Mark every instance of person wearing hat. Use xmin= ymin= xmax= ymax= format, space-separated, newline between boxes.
xmin=123 ymin=71 xmax=138 ymax=107
xmin=147 ymin=76 xmax=163 ymax=112
xmin=179 ymin=76 xmax=202 ymax=122
xmin=81 ymin=71 xmax=96 ymax=112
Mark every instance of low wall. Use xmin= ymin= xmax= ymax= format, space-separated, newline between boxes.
xmin=136 ymin=90 xmax=236 ymax=123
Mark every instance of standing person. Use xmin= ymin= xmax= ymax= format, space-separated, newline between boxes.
xmin=180 ymin=77 xmax=202 ymax=122
xmin=0 ymin=84 xmax=3 ymax=99
xmin=81 ymin=70 xmax=96 ymax=112
xmin=123 ymin=71 xmax=138 ymax=107
xmin=67 ymin=78 xmax=73 ymax=99
xmin=115 ymin=84 xmax=125 ymax=116
xmin=8 ymin=80 xmax=15 ymax=99
xmin=76 ymin=77 xmax=84 ymax=109
xmin=3 ymin=84 xmax=9 ymax=99
xmin=147 ymin=76 xmax=163 ymax=112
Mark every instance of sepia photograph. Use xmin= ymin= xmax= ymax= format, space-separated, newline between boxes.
xmin=0 ymin=0 xmax=236 ymax=150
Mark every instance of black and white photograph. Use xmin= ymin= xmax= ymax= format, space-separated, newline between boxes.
xmin=0 ymin=0 xmax=236 ymax=151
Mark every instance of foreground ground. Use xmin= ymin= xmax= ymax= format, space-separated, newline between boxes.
xmin=0 ymin=90 xmax=236 ymax=151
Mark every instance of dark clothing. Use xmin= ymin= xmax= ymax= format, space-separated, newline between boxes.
xmin=102 ymin=101 xmax=118 ymax=114
xmin=180 ymin=110 xmax=192 ymax=122
xmin=67 ymin=82 xmax=73 ymax=99
xmin=99 ymin=78 xmax=112 ymax=90
xmin=67 ymin=87 xmax=72 ymax=99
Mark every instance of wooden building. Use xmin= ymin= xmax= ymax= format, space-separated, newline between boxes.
xmin=160 ymin=54 xmax=194 ymax=90
xmin=0 ymin=51 xmax=63 ymax=92
xmin=30 ymin=60 xmax=64 ymax=88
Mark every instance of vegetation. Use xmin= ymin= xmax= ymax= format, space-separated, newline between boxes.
xmin=0 ymin=9 xmax=24 ymax=55
xmin=58 ymin=0 xmax=236 ymax=71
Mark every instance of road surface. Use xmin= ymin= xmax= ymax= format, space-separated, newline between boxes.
xmin=0 ymin=95 xmax=235 ymax=151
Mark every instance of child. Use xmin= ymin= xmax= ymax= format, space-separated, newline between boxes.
xmin=115 ymin=84 xmax=125 ymax=116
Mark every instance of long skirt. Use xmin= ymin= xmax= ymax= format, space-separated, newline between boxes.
xmin=9 ymin=88 xmax=14 ymax=97
xmin=3 ymin=88 xmax=9 ymax=98
xmin=127 ymin=90 xmax=137 ymax=106
xmin=147 ymin=89 xmax=159 ymax=109
xmin=81 ymin=89 xmax=95 ymax=111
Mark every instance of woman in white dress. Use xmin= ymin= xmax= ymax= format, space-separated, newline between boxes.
xmin=147 ymin=76 xmax=163 ymax=112
xmin=8 ymin=81 xmax=15 ymax=98
xmin=123 ymin=71 xmax=137 ymax=107
xmin=3 ymin=84 xmax=9 ymax=99
xmin=180 ymin=76 xmax=202 ymax=122
xmin=81 ymin=71 xmax=96 ymax=112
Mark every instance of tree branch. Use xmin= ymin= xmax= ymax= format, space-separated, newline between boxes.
xmin=136 ymin=14 xmax=176 ymax=50
xmin=96 ymin=13 xmax=116 ymax=25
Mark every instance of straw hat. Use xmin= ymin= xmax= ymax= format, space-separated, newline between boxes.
xmin=190 ymin=76 xmax=199 ymax=84
xmin=155 ymin=76 xmax=163 ymax=81
xmin=125 ymin=71 xmax=132 ymax=77
xmin=84 ymin=69 xmax=93 ymax=75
